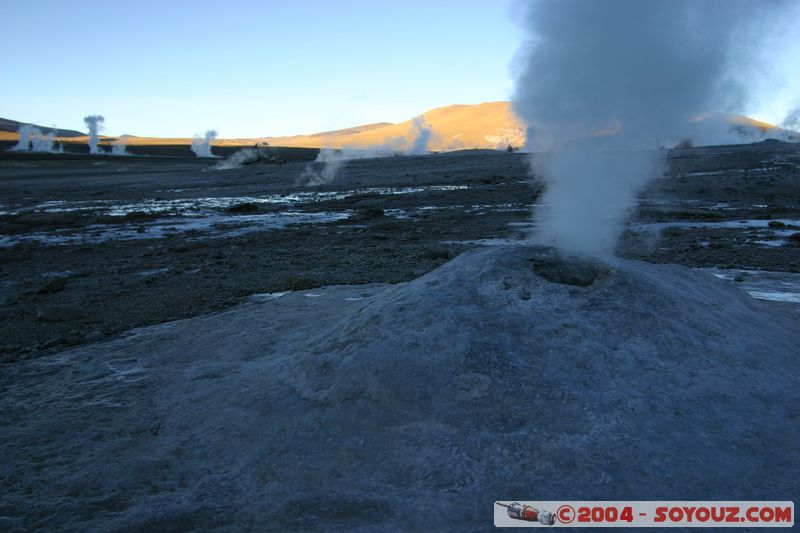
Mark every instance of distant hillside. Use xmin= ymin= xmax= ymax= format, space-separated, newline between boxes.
xmin=2 ymin=102 xmax=797 ymax=150
xmin=0 ymin=117 xmax=84 ymax=137
xmin=309 ymin=122 xmax=393 ymax=138
xmin=727 ymin=114 xmax=797 ymax=141
xmin=264 ymin=101 xmax=524 ymax=151
xmin=263 ymin=102 xmax=798 ymax=150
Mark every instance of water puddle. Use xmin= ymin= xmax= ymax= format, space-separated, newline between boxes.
xmin=633 ymin=218 xmax=800 ymax=231
xmin=441 ymin=237 xmax=527 ymax=247
xmin=466 ymin=203 xmax=526 ymax=215
xmin=0 ymin=211 xmax=350 ymax=248
xmin=639 ymin=198 xmax=737 ymax=211
xmin=630 ymin=219 xmax=800 ymax=247
xmin=699 ymin=267 xmax=800 ymax=308
xmin=136 ymin=268 xmax=170 ymax=277
xmin=677 ymin=166 xmax=782 ymax=177
xmin=0 ymin=184 xmax=481 ymax=247
xmin=245 ymin=292 xmax=289 ymax=303
xmin=0 ymin=185 xmax=472 ymax=217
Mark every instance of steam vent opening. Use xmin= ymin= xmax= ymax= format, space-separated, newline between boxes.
xmin=528 ymin=247 xmax=610 ymax=287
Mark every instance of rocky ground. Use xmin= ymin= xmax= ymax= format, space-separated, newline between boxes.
xmin=2 ymin=245 xmax=798 ymax=530
xmin=1 ymin=141 xmax=799 ymax=360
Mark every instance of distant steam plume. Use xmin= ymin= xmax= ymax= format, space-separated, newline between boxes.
xmin=513 ymin=0 xmax=787 ymax=256
xmin=11 ymin=124 xmax=58 ymax=152
xmin=191 ymin=130 xmax=218 ymax=157
xmin=407 ymin=115 xmax=432 ymax=155
xmin=297 ymin=116 xmax=434 ymax=186
xmin=31 ymin=128 xmax=56 ymax=152
xmin=782 ymin=107 xmax=800 ymax=132
xmin=112 ymin=135 xmax=130 ymax=156
xmin=297 ymin=147 xmax=394 ymax=186
xmin=298 ymin=148 xmax=348 ymax=186
xmin=11 ymin=125 xmax=34 ymax=151
xmin=83 ymin=115 xmax=105 ymax=154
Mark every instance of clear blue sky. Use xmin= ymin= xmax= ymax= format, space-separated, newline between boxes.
xmin=3 ymin=0 xmax=797 ymax=138
xmin=1 ymin=0 xmax=522 ymax=138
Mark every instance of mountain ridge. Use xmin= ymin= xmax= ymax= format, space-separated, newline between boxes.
xmin=1 ymin=102 xmax=797 ymax=150
xmin=0 ymin=117 xmax=84 ymax=138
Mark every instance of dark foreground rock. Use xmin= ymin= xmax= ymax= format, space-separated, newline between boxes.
xmin=2 ymin=245 xmax=798 ymax=530
xmin=35 ymin=303 xmax=87 ymax=322
xmin=3 ymin=144 xmax=800 ymax=358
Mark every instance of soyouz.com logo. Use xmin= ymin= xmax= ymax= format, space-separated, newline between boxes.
xmin=493 ymin=501 xmax=794 ymax=527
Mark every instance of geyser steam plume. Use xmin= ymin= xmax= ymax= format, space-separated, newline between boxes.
xmin=191 ymin=130 xmax=218 ymax=157
xmin=513 ymin=0 xmax=786 ymax=257
xmin=407 ymin=115 xmax=432 ymax=155
xmin=782 ymin=107 xmax=800 ymax=132
xmin=297 ymin=116 xmax=435 ymax=186
xmin=31 ymin=129 xmax=56 ymax=152
xmin=112 ymin=135 xmax=130 ymax=156
xmin=11 ymin=125 xmax=34 ymax=151
xmin=83 ymin=115 xmax=105 ymax=154
xmin=11 ymin=125 xmax=58 ymax=152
